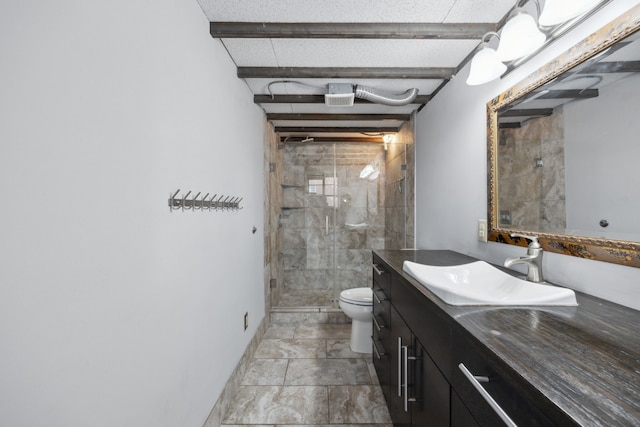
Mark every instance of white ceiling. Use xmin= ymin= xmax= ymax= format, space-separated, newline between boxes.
xmin=194 ymin=0 xmax=519 ymax=142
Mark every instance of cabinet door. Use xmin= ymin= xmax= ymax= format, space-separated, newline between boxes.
xmin=411 ymin=340 xmax=450 ymax=427
xmin=451 ymin=388 xmax=481 ymax=427
xmin=390 ymin=307 xmax=412 ymax=427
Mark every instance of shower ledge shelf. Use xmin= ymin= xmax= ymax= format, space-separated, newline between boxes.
xmin=281 ymin=183 xmax=304 ymax=188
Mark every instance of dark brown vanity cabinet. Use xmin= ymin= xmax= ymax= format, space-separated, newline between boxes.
xmin=372 ymin=252 xmax=563 ymax=427
xmin=372 ymin=255 xmax=449 ymax=427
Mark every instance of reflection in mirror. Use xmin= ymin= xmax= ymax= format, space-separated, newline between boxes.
xmin=497 ymin=30 xmax=640 ymax=240
xmin=488 ymin=6 xmax=640 ymax=267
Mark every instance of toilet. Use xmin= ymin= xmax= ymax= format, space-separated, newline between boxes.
xmin=339 ymin=287 xmax=373 ymax=353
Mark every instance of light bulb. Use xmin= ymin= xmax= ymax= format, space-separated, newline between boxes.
xmin=466 ymin=46 xmax=507 ymax=85
xmin=497 ymin=11 xmax=546 ymax=62
xmin=539 ymin=0 xmax=601 ymax=27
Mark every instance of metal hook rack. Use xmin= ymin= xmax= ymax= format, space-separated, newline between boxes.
xmin=168 ymin=189 xmax=243 ymax=212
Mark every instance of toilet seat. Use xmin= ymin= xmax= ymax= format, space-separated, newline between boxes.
xmin=339 ymin=287 xmax=373 ymax=306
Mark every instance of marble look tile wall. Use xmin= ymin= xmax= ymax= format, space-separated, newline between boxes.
xmin=279 ymin=143 xmax=387 ymax=300
xmin=267 ymin=129 xmax=416 ymax=307
xmin=385 ymin=115 xmax=416 ymax=249
xmin=264 ymin=123 xmax=284 ymax=310
xmin=498 ymin=107 xmax=566 ymax=233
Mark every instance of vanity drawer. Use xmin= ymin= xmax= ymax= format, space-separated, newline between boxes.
xmin=452 ymin=327 xmax=560 ymax=427
xmin=372 ymin=254 xmax=391 ymax=297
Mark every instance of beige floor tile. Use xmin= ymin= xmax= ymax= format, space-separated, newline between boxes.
xmin=285 ymin=358 xmax=371 ymax=385
xmin=328 ymin=385 xmax=392 ymax=424
xmin=242 ymin=359 xmax=289 ymax=385
xmin=223 ymin=386 xmax=329 ymax=425
xmin=326 ymin=339 xmax=369 ymax=358
xmin=264 ymin=324 xmax=296 ymax=339
xmin=255 ymin=339 xmax=327 ymax=359
xmin=294 ymin=323 xmax=351 ymax=339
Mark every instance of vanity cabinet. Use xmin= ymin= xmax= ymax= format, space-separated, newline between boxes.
xmin=372 ymin=254 xmax=449 ymax=427
xmin=372 ymin=251 xmax=568 ymax=427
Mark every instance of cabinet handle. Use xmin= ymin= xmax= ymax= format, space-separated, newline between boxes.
xmin=398 ymin=337 xmax=403 ymax=397
xmin=372 ymin=263 xmax=386 ymax=275
xmin=403 ymin=345 xmax=409 ymax=412
xmin=372 ymin=339 xmax=385 ymax=359
xmin=372 ymin=313 xmax=385 ymax=331
xmin=402 ymin=345 xmax=418 ymax=412
xmin=458 ymin=363 xmax=518 ymax=427
xmin=373 ymin=289 xmax=386 ymax=304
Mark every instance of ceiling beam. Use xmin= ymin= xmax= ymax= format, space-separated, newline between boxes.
xmin=254 ymin=94 xmax=432 ymax=104
xmin=500 ymin=108 xmax=554 ymax=117
xmin=275 ymin=126 xmax=400 ymax=133
xmin=578 ymin=60 xmax=640 ymax=74
xmin=534 ymin=89 xmax=599 ymax=99
xmin=267 ymin=113 xmax=410 ymax=121
xmin=281 ymin=136 xmax=384 ymax=143
xmin=210 ymin=22 xmax=496 ymax=39
xmin=238 ymin=67 xmax=454 ymax=79
xmin=499 ymin=122 xmax=522 ymax=129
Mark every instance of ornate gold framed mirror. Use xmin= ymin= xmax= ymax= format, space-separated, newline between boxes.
xmin=487 ymin=4 xmax=640 ymax=268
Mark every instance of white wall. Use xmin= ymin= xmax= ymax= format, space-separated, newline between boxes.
xmin=564 ymin=73 xmax=640 ymax=240
xmin=415 ymin=0 xmax=640 ymax=310
xmin=0 ymin=1 xmax=265 ymax=427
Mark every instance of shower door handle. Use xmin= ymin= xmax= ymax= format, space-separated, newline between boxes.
xmin=325 ymin=216 xmax=329 ymax=235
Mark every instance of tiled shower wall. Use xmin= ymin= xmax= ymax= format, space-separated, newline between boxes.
xmin=279 ymin=143 xmax=387 ymax=298
xmin=498 ymin=106 xmax=566 ymax=233
xmin=264 ymin=122 xmax=416 ymax=308
xmin=264 ymin=123 xmax=283 ymax=310
xmin=385 ymin=115 xmax=416 ymax=249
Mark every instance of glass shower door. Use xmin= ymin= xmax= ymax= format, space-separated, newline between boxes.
xmin=278 ymin=142 xmax=386 ymax=308
xmin=279 ymin=143 xmax=337 ymax=307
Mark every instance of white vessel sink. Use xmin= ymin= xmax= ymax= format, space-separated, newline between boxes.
xmin=402 ymin=260 xmax=577 ymax=306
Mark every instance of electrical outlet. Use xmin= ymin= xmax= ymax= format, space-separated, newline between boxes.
xmin=478 ymin=219 xmax=488 ymax=243
xmin=244 ymin=312 xmax=249 ymax=331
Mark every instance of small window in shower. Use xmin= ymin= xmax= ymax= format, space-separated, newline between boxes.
xmin=308 ymin=176 xmax=324 ymax=194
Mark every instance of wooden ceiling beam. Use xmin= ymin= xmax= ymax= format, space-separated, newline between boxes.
xmin=238 ymin=67 xmax=454 ymax=79
xmin=535 ymin=89 xmax=599 ymax=99
xmin=275 ymin=126 xmax=400 ymax=133
xmin=281 ymin=136 xmax=384 ymax=143
xmin=578 ymin=60 xmax=640 ymax=74
xmin=210 ymin=22 xmax=496 ymax=40
xmin=254 ymin=94 xmax=431 ymax=104
xmin=500 ymin=108 xmax=554 ymax=117
xmin=267 ymin=113 xmax=410 ymax=121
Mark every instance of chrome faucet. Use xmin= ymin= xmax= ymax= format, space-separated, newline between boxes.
xmin=504 ymin=233 xmax=544 ymax=283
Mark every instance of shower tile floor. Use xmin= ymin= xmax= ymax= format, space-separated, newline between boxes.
xmin=221 ymin=321 xmax=392 ymax=426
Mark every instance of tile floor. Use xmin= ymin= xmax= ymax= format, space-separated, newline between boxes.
xmin=221 ymin=321 xmax=392 ymax=427
xmin=275 ymin=291 xmax=335 ymax=309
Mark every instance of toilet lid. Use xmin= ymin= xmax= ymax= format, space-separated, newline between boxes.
xmin=339 ymin=287 xmax=373 ymax=305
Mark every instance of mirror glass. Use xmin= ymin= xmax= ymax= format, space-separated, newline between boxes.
xmin=488 ymin=7 xmax=640 ymax=267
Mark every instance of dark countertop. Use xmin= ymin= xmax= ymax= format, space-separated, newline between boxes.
xmin=374 ymin=249 xmax=640 ymax=427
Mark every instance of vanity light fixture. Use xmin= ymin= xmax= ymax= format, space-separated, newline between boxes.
xmin=466 ymin=32 xmax=507 ymax=86
xmin=465 ymin=0 xmax=604 ymax=86
xmin=496 ymin=1 xmax=546 ymax=62
xmin=538 ymin=0 xmax=603 ymax=27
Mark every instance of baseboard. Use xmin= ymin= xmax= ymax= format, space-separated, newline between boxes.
xmin=202 ymin=316 xmax=267 ymax=427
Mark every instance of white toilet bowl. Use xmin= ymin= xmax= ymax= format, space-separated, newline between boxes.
xmin=339 ymin=287 xmax=373 ymax=353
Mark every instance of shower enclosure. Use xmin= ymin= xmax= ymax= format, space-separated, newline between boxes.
xmin=275 ymin=142 xmax=397 ymax=308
